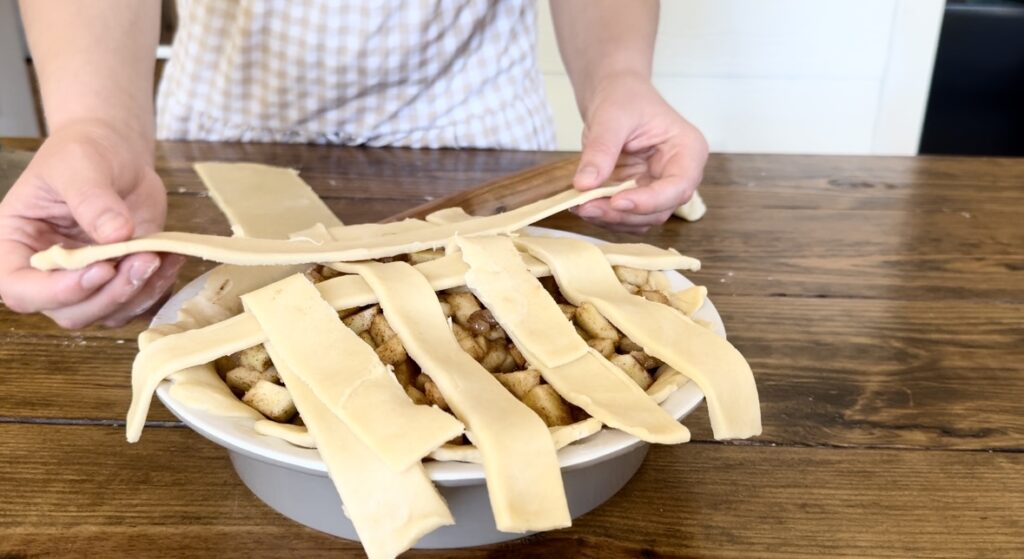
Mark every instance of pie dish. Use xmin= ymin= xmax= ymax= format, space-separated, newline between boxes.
xmin=31 ymin=162 xmax=762 ymax=559
xmin=151 ymin=226 xmax=716 ymax=548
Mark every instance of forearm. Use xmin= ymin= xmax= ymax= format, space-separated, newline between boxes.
xmin=549 ymin=0 xmax=658 ymax=115
xmin=19 ymin=0 xmax=160 ymax=149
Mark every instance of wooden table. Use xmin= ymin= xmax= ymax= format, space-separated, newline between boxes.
xmin=1 ymin=139 xmax=1021 ymax=558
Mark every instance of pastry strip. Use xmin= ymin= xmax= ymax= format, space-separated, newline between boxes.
xmin=194 ymin=162 xmax=343 ymax=236
xmin=515 ymin=236 xmax=762 ymax=440
xmin=31 ymin=182 xmax=637 ymax=270
xmin=335 ymin=260 xmax=571 ymax=533
xmin=271 ymin=348 xmax=453 ymax=559
xmin=325 ymin=219 xmax=434 ymax=240
xmin=456 ymin=236 xmax=689 ymax=444
xmin=241 ymin=275 xmax=464 ymax=471
xmin=424 ymin=206 xmax=701 ymax=270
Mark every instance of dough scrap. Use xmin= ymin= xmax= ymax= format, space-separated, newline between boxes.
xmin=334 ymin=260 xmax=570 ymax=533
xmin=673 ymin=190 xmax=707 ymax=222
xmin=31 ymin=182 xmax=638 ymax=270
xmin=515 ymin=236 xmax=762 ymax=440
xmin=241 ymin=274 xmax=464 ymax=471
xmin=456 ymin=236 xmax=689 ymax=444
xmin=425 ymin=206 xmax=473 ymax=225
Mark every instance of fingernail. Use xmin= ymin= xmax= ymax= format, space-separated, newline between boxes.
xmin=611 ymin=198 xmax=635 ymax=211
xmin=80 ymin=265 xmax=112 ymax=291
xmin=129 ymin=259 xmax=159 ymax=288
xmin=578 ymin=206 xmax=603 ymax=219
xmin=576 ymin=165 xmax=600 ymax=185
xmin=95 ymin=211 xmax=129 ymax=241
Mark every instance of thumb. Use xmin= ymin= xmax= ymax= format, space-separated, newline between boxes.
xmin=574 ymin=115 xmax=631 ymax=191
xmin=56 ymin=178 xmax=134 ymax=245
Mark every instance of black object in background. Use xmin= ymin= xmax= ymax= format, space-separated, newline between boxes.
xmin=920 ymin=1 xmax=1024 ymax=156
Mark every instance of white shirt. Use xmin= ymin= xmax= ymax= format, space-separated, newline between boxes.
xmin=156 ymin=0 xmax=556 ymax=150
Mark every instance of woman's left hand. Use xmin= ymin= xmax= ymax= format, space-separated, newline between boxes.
xmin=572 ymin=75 xmax=709 ymax=234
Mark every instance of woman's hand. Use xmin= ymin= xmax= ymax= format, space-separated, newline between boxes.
xmin=0 ymin=121 xmax=182 ymax=329
xmin=572 ymin=76 xmax=709 ymax=234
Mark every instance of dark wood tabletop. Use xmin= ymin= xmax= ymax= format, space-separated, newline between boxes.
xmin=1 ymin=138 xmax=1021 ymax=558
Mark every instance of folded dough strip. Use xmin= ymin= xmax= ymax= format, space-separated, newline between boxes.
xmin=126 ymin=243 xmax=696 ymax=441
xmin=31 ymin=182 xmax=637 ymax=271
xmin=455 ymin=236 xmax=690 ymax=444
xmin=334 ymin=260 xmax=571 ymax=533
xmin=515 ymin=236 xmax=762 ymax=440
xmin=240 ymin=275 xmax=464 ymax=471
xmin=269 ymin=344 xmax=453 ymax=559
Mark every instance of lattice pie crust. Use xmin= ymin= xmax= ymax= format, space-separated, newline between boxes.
xmin=32 ymin=163 xmax=761 ymax=559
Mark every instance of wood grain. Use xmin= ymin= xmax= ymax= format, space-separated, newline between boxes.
xmin=2 ymin=140 xmax=1023 ymax=557
xmin=386 ymin=155 xmax=578 ymax=221
xmin=5 ymin=294 xmax=1022 ymax=449
xmin=0 ymin=424 xmax=1020 ymax=558
xmin=156 ymin=141 xmax=572 ymax=200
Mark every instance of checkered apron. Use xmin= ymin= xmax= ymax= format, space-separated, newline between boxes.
xmin=156 ymin=0 xmax=556 ymax=149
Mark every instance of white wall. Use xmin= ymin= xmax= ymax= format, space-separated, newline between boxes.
xmin=0 ymin=0 xmax=39 ymax=137
xmin=538 ymin=0 xmax=944 ymax=155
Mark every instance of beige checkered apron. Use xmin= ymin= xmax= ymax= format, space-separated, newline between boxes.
xmin=156 ymin=0 xmax=556 ymax=149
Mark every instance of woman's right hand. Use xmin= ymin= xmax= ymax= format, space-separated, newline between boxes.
xmin=0 ymin=121 xmax=183 ymax=329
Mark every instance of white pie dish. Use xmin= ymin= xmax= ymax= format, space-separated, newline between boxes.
xmin=151 ymin=227 xmax=720 ymax=548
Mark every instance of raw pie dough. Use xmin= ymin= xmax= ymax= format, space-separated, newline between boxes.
xmin=455 ymin=236 xmax=690 ymax=444
xmin=241 ymin=274 xmax=464 ymax=471
xmin=515 ymin=236 xmax=762 ymax=440
xmin=334 ymin=260 xmax=571 ymax=533
xmin=30 ymin=182 xmax=637 ymax=270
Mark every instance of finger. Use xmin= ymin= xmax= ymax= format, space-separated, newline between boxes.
xmin=578 ymin=200 xmax=675 ymax=227
xmin=122 ymin=170 xmax=168 ymax=237
xmin=574 ymin=115 xmax=632 ymax=191
xmin=579 ymin=216 xmax=652 ymax=235
xmin=608 ymin=146 xmax=705 ymax=215
xmin=101 ymin=254 xmax=185 ymax=328
xmin=49 ymin=160 xmax=134 ymax=244
xmin=0 ymin=237 xmax=117 ymax=313
xmin=43 ymin=253 xmax=160 ymax=329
